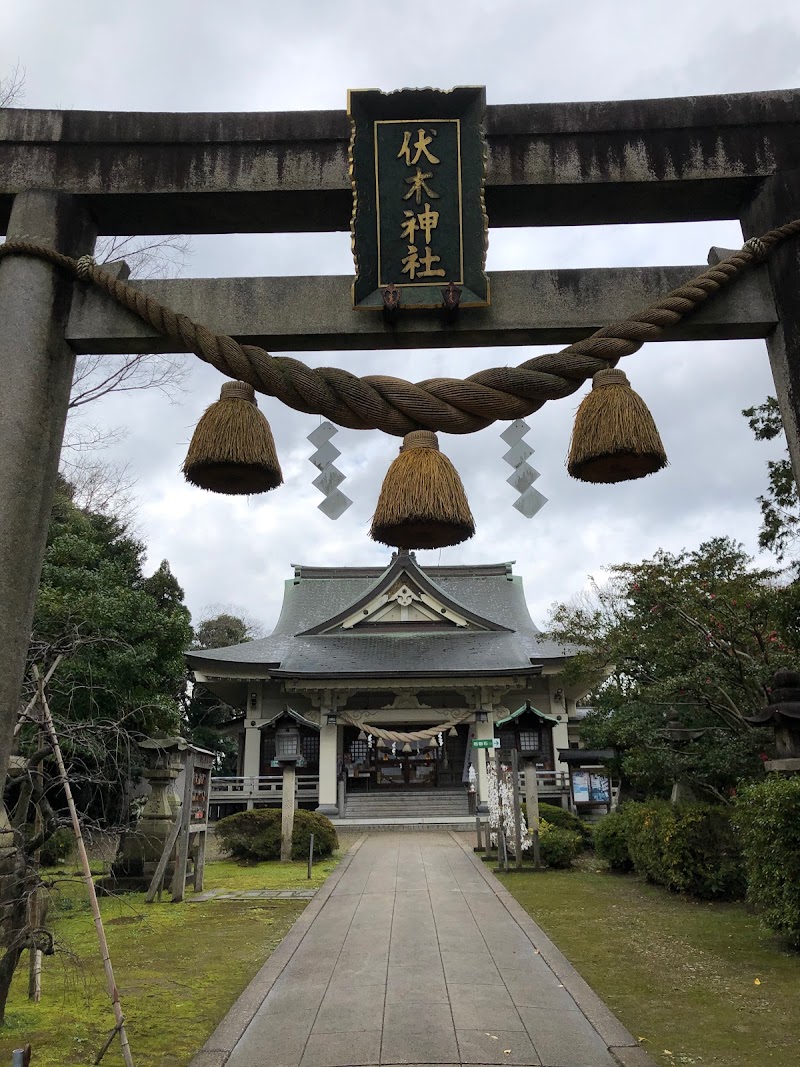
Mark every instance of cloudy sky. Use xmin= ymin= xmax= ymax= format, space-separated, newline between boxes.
xmin=3 ymin=1 xmax=799 ymax=634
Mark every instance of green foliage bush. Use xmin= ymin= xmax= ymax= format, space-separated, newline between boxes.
xmin=216 ymin=808 xmax=338 ymax=862
xmin=538 ymin=819 xmax=582 ymax=869
xmin=593 ymin=810 xmax=633 ymax=871
xmin=39 ymin=826 xmax=74 ymax=867
xmin=623 ymin=800 xmax=744 ymax=900
xmin=735 ymin=776 xmax=800 ymax=947
xmin=528 ymin=801 xmax=592 ymax=847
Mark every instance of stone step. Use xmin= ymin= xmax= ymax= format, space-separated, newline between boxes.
xmin=345 ymin=798 xmax=467 ymax=807
xmin=331 ymin=816 xmax=476 ymax=832
xmin=344 ymin=791 xmax=470 ymax=818
xmin=345 ymin=802 xmax=467 ymax=809
xmin=345 ymin=791 xmax=466 ymax=801
xmin=345 ymin=809 xmax=468 ymax=817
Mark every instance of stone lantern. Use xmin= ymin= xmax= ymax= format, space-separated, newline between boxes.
xmin=271 ymin=713 xmax=305 ymax=861
xmin=656 ymin=707 xmax=710 ymax=804
xmin=272 ymin=719 xmax=305 ymax=766
xmin=107 ymin=736 xmax=186 ymax=890
xmin=746 ymin=669 xmax=800 ymax=774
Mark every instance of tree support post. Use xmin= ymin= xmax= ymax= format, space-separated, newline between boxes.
xmin=0 ymin=191 xmax=96 ymax=799
xmin=523 ymin=760 xmax=542 ymax=870
xmin=741 ymin=170 xmax=800 ymax=496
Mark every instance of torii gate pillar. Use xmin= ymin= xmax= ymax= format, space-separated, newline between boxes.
xmin=0 ymin=191 xmax=96 ymax=797
xmin=742 ymin=169 xmax=800 ymax=490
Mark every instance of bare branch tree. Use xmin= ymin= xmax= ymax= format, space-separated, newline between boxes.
xmin=96 ymin=234 xmax=191 ymax=280
xmin=68 ymin=350 xmax=188 ymax=410
xmin=58 ymin=455 xmax=138 ymax=525
xmin=61 ymin=232 xmax=193 ymax=511
xmin=0 ymin=62 xmax=25 ymax=107
xmin=68 ymin=233 xmax=192 ymax=410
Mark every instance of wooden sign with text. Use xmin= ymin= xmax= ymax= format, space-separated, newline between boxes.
xmin=348 ymin=86 xmax=490 ymax=310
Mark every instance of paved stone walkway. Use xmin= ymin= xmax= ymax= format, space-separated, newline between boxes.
xmin=193 ymin=834 xmax=652 ymax=1067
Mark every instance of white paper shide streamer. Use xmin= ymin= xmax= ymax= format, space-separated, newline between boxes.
xmin=486 ymin=754 xmax=531 ymax=851
xmin=501 ymin=419 xmax=547 ymax=519
xmin=308 ymin=421 xmax=352 ymax=519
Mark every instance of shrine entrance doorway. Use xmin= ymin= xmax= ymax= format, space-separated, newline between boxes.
xmin=375 ymin=750 xmax=438 ymax=789
xmin=342 ymin=723 xmax=468 ymax=792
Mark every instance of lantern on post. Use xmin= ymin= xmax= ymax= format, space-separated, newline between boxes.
xmin=270 ymin=713 xmax=306 ymax=862
xmin=273 ymin=719 xmax=305 ymax=767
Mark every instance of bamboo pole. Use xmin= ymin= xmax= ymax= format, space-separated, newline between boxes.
xmin=28 ymin=721 xmax=44 ymax=1002
xmin=34 ymin=670 xmax=135 ymax=1067
xmin=14 ymin=656 xmax=62 ymax=737
xmin=523 ymin=760 xmax=542 ymax=870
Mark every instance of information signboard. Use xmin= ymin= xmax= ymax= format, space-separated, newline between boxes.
xmin=572 ymin=770 xmax=611 ymax=805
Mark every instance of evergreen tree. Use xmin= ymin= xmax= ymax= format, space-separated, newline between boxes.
xmin=547 ymin=538 xmax=799 ymax=799
xmin=743 ymin=397 xmax=800 ymax=567
xmin=26 ymin=480 xmax=193 ymax=819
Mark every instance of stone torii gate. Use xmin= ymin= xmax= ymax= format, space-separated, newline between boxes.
xmin=1 ymin=87 xmax=800 ymax=797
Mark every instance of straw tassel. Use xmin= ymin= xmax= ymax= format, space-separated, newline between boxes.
xmin=567 ymin=368 xmax=667 ymax=483
xmin=370 ymin=430 xmax=475 ymax=549
xmin=182 ymin=381 xmax=283 ymax=495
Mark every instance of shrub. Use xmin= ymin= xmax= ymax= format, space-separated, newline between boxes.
xmin=537 ymin=819 xmax=581 ymax=869
xmin=624 ymin=800 xmax=744 ymax=900
xmin=33 ymin=826 xmax=74 ymax=867
xmin=527 ymin=802 xmax=592 ymax=847
xmin=215 ymin=807 xmax=338 ymax=863
xmin=593 ymin=810 xmax=633 ymax=871
xmin=735 ymin=776 xmax=800 ymax=947
xmin=623 ymin=801 xmax=673 ymax=887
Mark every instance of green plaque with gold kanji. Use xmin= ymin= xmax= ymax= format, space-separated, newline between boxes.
xmin=348 ymin=86 xmax=489 ymax=311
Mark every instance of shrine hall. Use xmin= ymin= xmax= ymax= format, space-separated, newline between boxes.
xmin=187 ymin=552 xmax=588 ymax=825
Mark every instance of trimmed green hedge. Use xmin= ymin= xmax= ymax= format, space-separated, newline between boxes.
xmin=593 ymin=810 xmax=633 ymax=871
xmin=735 ymin=776 xmax=800 ymax=947
xmin=538 ymin=819 xmax=582 ymax=869
xmin=623 ymin=801 xmax=744 ymax=900
xmin=527 ymin=802 xmax=592 ymax=847
xmin=216 ymin=808 xmax=338 ymax=862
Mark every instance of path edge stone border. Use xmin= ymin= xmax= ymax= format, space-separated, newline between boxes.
xmin=449 ymin=832 xmax=659 ymax=1067
xmin=187 ymin=834 xmax=368 ymax=1067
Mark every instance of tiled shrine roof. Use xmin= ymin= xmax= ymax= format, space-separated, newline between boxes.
xmin=187 ymin=553 xmax=578 ymax=679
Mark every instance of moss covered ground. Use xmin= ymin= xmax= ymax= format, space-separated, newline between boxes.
xmin=499 ymin=862 xmax=800 ymax=1067
xmin=0 ymin=854 xmax=341 ymax=1066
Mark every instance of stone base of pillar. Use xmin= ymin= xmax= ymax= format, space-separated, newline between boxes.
xmin=315 ymin=804 xmax=339 ymax=817
xmin=477 ymin=801 xmax=489 ymax=814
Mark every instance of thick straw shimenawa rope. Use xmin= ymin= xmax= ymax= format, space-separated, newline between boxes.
xmin=342 ymin=712 xmax=472 ymax=743
xmin=0 ymin=226 xmax=797 ymax=437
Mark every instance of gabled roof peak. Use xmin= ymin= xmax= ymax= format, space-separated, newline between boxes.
xmin=298 ymin=551 xmax=512 ymax=636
